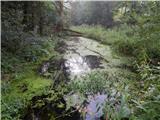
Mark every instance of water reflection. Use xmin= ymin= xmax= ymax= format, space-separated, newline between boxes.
xmin=64 ymin=55 xmax=104 ymax=76
xmin=65 ymin=93 xmax=107 ymax=120
xmin=65 ymin=56 xmax=91 ymax=75
xmin=85 ymin=93 xmax=107 ymax=120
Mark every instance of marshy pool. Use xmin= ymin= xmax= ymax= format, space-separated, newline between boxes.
xmin=24 ymin=37 xmax=133 ymax=120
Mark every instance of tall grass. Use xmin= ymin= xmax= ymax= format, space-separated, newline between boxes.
xmin=71 ymin=24 xmax=160 ymax=120
xmin=71 ymin=24 xmax=160 ymax=61
xmin=71 ymin=24 xmax=133 ymax=45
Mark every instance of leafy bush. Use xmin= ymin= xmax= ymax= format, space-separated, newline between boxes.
xmin=1 ymin=52 xmax=20 ymax=74
xmin=104 ymin=86 xmax=131 ymax=120
xmin=1 ymin=34 xmax=58 ymax=76
xmin=1 ymin=96 xmax=27 ymax=120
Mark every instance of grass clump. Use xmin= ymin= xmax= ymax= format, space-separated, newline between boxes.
xmin=69 ymin=71 xmax=109 ymax=94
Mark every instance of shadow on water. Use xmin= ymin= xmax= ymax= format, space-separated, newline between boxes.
xmin=38 ymin=54 xmax=105 ymax=79
xmin=64 ymin=55 xmax=104 ymax=76
xmin=84 ymin=55 xmax=104 ymax=69
xmin=22 ymin=93 xmax=107 ymax=120
xmin=22 ymin=94 xmax=81 ymax=120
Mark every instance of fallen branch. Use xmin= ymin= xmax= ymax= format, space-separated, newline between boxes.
xmin=84 ymin=46 xmax=109 ymax=63
xmin=63 ymin=28 xmax=86 ymax=37
xmin=63 ymin=28 xmax=83 ymax=35
xmin=55 ymin=101 xmax=85 ymax=120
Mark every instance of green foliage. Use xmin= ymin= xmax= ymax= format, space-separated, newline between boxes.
xmin=2 ymin=1 xmax=160 ymax=120
xmin=131 ymin=84 xmax=160 ymax=120
xmin=1 ymin=37 xmax=58 ymax=120
xmin=1 ymin=1 xmax=61 ymax=76
xmin=71 ymin=24 xmax=134 ymax=46
xmin=104 ymin=86 xmax=131 ymax=120
xmin=1 ymin=36 xmax=58 ymax=76
xmin=1 ymin=1 xmax=67 ymax=119
xmin=69 ymin=71 xmax=109 ymax=94
xmin=1 ymin=97 xmax=26 ymax=120
xmin=1 ymin=1 xmax=66 ymax=75
xmin=1 ymin=64 xmax=53 ymax=120
xmin=72 ymin=24 xmax=160 ymax=119
xmin=103 ymin=74 xmax=160 ymax=120
xmin=19 ymin=36 xmax=56 ymax=61
xmin=1 ymin=52 xmax=21 ymax=74
xmin=72 ymin=23 xmax=160 ymax=63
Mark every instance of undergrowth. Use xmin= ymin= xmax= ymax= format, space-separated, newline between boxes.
xmin=71 ymin=24 xmax=160 ymax=119
xmin=71 ymin=24 xmax=160 ymax=62
xmin=1 ymin=70 xmax=52 ymax=120
xmin=1 ymin=36 xmax=61 ymax=120
xmin=69 ymin=70 xmax=160 ymax=120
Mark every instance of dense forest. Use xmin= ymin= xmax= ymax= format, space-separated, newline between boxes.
xmin=1 ymin=1 xmax=160 ymax=120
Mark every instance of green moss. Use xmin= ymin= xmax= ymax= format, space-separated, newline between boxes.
xmin=1 ymin=55 xmax=55 ymax=120
xmin=1 ymin=36 xmax=62 ymax=119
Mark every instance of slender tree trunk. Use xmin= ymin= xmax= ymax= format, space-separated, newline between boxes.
xmin=39 ymin=17 xmax=43 ymax=35
xmin=31 ymin=2 xmax=36 ymax=32
xmin=54 ymin=0 xmax=64 ymax=32
xmin=59 ymin=0 xmax=64 ymax=31
xmin=22 ymin=2 xmax=29 ymax=31
xmin=38 ymin=2 xmax=44 ymax=35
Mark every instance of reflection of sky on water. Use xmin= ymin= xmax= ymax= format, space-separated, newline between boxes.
xmin=65 ymin=56 xmax=91 ymax=75
xmin=86 ymin=94 xmax=107 ymax=120
xmin=64 ymin=37 xmax=111 ymax=119
xmin=65 ymin=93 xmax=107 ymax=120
xmin=64 ymin=56 xmax=107 ymax=120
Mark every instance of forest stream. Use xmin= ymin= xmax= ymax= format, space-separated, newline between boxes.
xmin=2 ymin=1 xmax=160 ymax=120
xmin=24 ymin=37 xmax=133 ymax=120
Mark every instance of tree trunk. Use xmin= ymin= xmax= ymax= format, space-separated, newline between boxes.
xmin=22 ymin=2 xmax=29 ymax=31
xmin=39 ymin=16 xmax=43 ymax=35
xmin=54 ymin=0 xmax=64 ymax=32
